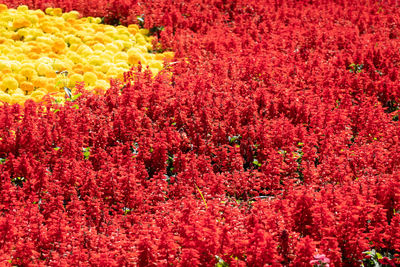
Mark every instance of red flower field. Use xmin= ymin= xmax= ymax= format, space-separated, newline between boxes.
xmin=1 ymin=0 xmax=400 ymax=265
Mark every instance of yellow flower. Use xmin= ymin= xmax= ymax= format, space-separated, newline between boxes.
xmin=113 ymin=52 xmax=128 ymax=63
xmin=127 ymin=24 xmax=139 ymax=35
xmin=52 ymin=38 xmax=66 ymax=52
xmin=128 ymin=53 xmax=146 ymax=65
xmin=11 ymin=93 xmax=27 ymax=105
xmin=68 ymin=73 xmax=83 ymax=87
xmin=45 ymin=8 xmax=53 ymax=15
xmin=20 ymin=81 xmax=34 ymax=92
xmin=32 ymin=76 xmax=48 ymax=88
xmin=0 ymin=4 xmax=8 ymax=13
xmin=83 ymin=72 xmax=97 ymax=85
xmin=30 ymin=90 xmax=46 ymax=102
xmin=13 ymin=17 xmax=31 ymax=29
xmin=0 ymin=76 xmax=18 ymax=91
xmin=148 ymin=60 xmax=163 ymax=70
xmin=16 ymin=5 xmax=29 ymax=13
xmin=0 ymin=92 xmax=11 ymax=103
xmin=52 ymin=8 xmax=62 ymax=17
xmin=0 ymin=60 xmax=11 ymax=71
xmin=92 ymin=43 xmax=105 ymax=51
xmin=19 ymin=67 xmax=37 ymax=80
xmin=0 ymin=4 xmax=170 ymax=104
xmin=105 ymin=43 xmax=120 ymax=53
xmin=36 ymin=62 xmax=52 ymax=76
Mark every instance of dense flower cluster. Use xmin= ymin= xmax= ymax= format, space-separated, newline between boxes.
xmin=1 ymin=0 xmax=400 ymax=265
xmin=0 ymin=4 xmax=172 ymax=104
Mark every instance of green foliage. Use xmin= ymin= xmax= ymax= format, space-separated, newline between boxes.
xmin=215 ymin=255 xmax=229 ymax=267
xmin=82 ymin=147 xmax=90 ymax=159
xmin=66 ymin=92 xmax=82 ymax=102
xmin=228 ymin=135 xmax=241 ymax=144
xmin=252 ymin=158 xmax=261 ymax=167
xmin=348 ymin=63 xmax=364 ymax=73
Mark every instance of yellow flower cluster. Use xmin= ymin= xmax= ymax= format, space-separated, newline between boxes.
xmin=0 ymin=4 xmax=174 ymax=105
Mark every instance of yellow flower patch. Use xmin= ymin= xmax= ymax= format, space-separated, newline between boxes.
xmin=0 ymin=4 xmax=174 ymax=105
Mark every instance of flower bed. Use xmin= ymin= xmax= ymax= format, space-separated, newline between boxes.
xmin=0 ymin=4 xmax=173 ymax=104
xmin=0 ymin=0 xmax=400 ymax=266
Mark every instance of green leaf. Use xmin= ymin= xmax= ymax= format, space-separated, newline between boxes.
xmin=228 ymin=135 xmax=241 ymax=144
xmin=71 ymin=93 xmax=82 ymax=101
xmin=83 ymin=147 xmax=90 ymax=159
xmin=215 ymin=255 xmax=229 ymax=267
xmin=253 ymin=159 xmax=261 ymax=167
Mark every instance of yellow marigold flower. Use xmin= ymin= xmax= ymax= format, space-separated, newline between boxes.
xmin=135 ymin=33 xmax=148 ymax=44
xmin=82 ymin=65 xmax=94 ymax=72
xmin=149 ymin=68 xmax=160 ymax=76
xmin=87 ymin=55 xmax=105 ymax=66
xmin=68 ymin=73 xmax=83 ymax=87
xmin=45 ymin=7 xmax=53 ymax=15
xmin=115 ymin=62 xmax=129 ymax=69
xmin=0 ymin=60 xmax=11 ymax=71
xmin=52 ymin=8 xmax=62 ymax=17
xmin=113 ymin=52 xmax=128 ymax=63
xmin=19 ymin=67 xmax=37 ymax=80
xmin=13 ymin=88 xmax=25 ymax=95
xmin=30 ymin=90 xmax=46 ymax=102
xmin=13 ymin=17 xmax=31 ymax=29
xmin=100 ymin=63 xmax=114 ymax=73
xmin=27 ymin=52 xmax=40 ymax=60
xmin=0 ymin=76 xmax=18 ymax=91
xmin=127 ymin=24 xmax=139 ymax=35
xmin=32 ymin=76 xmax=47 ymax=88
xmin=11 ymin=93 xmax=27 ymax=105
xmin=148 ymin=60 xmax=163 ymax=70
xmin=45 ymin=79 xmax=58 ymax=92
xmin=1 ymin=67 xmax=12 ymax=74
xmin=36 ymin=62 xmax=52 ymax=76
xmin=92 ymin=43 xmax=105 ymax=51
xmin=83 ymin=72 xmax=97 ymax=85
xmin=26 ymin=14 xmax=39 ymax=24
xmin=0 ymin=92 xmax=11 ymax=103
xmin=17 ymin=5 xmax=29 ymax=12
xmin=94 ymin=71 xmax=106 ymax=80
xmin=52 ymin=38 xmax=66 ymax=52
xmin=14 ymin=74 xmax=26 ymax=84
xmin=162 ymin=51 xmax=175 ymax=59
xmin=72 ymin=63 xmax=84 ymax=74
xmin=94 ymin=79 xmax=109 ymax=90
xmin=76 ymin=44 xmax=93 ymax=56
xmin=0 ymin=4 xmax=8 ymax=13
xmin=32 ymin=9 xmax=45 ymax=18
xmin=105 ymin=43 xmax=119 ymax=53
xmin=45 ymin=70 xmax=57 ymax=78
xmin=128 ymin=53 xmax=146 ymax=65
xmin=20 ymin=81 xmax=34 ymax=92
